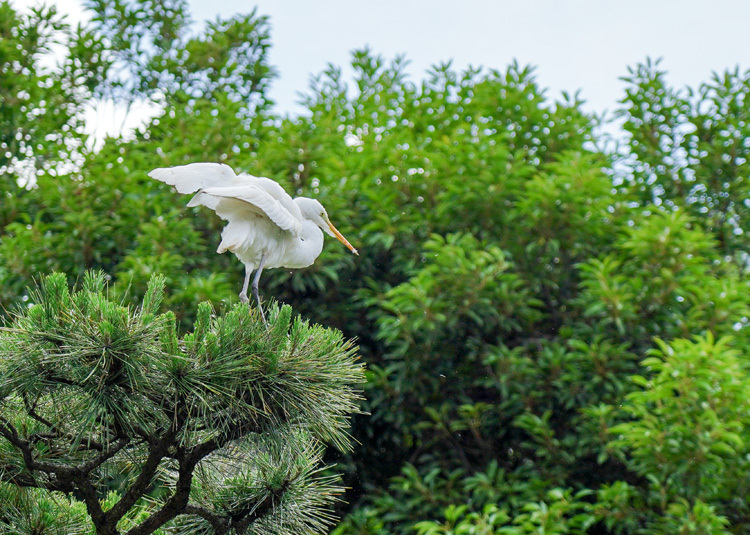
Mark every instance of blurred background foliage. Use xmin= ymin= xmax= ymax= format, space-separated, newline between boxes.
xmin=2 ymin=1 xmax=750 ymax=533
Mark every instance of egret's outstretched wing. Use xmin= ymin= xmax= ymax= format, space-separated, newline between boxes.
xmin=198 ymin=185 xmax=303 ymax=236
xmin=149 ymin=163 xmax=239 ymax=194
xmin=150 ymin=162 xmax=304 ymax=235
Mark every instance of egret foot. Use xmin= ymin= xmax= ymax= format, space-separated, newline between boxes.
xmin=252 ymin=284 xmax=267 ymax=325
xmin=251 ymin=254 xmax=268 ymax=325
xmin=240 ymin=268 xmax=251 ymax=305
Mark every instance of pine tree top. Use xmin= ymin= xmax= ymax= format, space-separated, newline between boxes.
xmin=0 ymin=271 xmax=365 ymax=535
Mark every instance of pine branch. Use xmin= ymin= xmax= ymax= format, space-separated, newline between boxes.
xmin=0 ymin=417 xmax=69 ymax=476
xmin=78 ymin=437 xmax=131 ymax=473
xmin=187 ymin=437 xmax=222 ymax=464
xmin=73 ymin=474 xmax=108 ymax=529
xmin=228 ymin=489 xmax=284 ymax=534
xmin=105 ymin=433 xmax=175 ymax=524
xmin=23 ymin=393 xmax=56 ymax=430
xmin=182 ymin=505 xmax=228 ymax=532
xmin=21 ymin=390 xmax=128 ymax=454
xmin=1 ymin=411 xmax=131 ymax=476
xmin=125 ymin=447 xmax=204 ymax=535
xmin=182 ymin=490 xmax=284 ymax=535
xmin=28 ymin=431 xmax=107 ymax=452
xmin=0 ymin=469 xmax=75 ymax=493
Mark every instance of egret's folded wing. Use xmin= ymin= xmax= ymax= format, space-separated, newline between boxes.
xmin=250 ymin=176 xmax=304 ymax=221
xmin=200 ymin=185 xmax=303 ymax=236
xmin=149 ymin=163 xmax=238 ymax=194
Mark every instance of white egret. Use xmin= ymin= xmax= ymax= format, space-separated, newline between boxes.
xmin=148 ymin=163 xmax=358 ymax=321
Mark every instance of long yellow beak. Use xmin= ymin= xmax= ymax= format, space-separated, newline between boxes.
xmin=327 ymin=220 xmax=359 ymax=255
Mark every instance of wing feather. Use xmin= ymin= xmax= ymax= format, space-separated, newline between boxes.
xmin=150 ymin=163 xmax=303 ymax=236
xmin=200 ymin=185 xmax=303 ymax=236
xmin=148 ymin=163 xmax=239 ymax=193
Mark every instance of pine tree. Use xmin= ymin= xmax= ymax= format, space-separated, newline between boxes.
xmin=0 ymin=272 xmax=365 ymax=535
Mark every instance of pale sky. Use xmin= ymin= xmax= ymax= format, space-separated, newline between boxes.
xmin=11 ymin=0 xmax=750 ymax=136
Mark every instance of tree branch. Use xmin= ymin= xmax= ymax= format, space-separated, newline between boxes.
xmin=23 ymin=393 xmax=56 ymax=430
xmin=0 ymin=418 xmax=66 ymax=475
xmin=0 ymin=416 xmax=21 ymax=445
xmin=183 ymin=485 xmax=285 ymax=535
xmin=186 ymin=437 xmax=220 ymax=465
xmin=230 ymin=494 xmax=277 ymax=534
xmin=78 ymin=436 xmax=130 ymax=473
xmin=0 ymin=467 xmax=75 ymax=493
xmin=1 ymin=414 xmax=130 ymax=477
xmin=105 ymin=436 xmax=171 ymax=524
xmin=74 ymin=474 xmax=108 ymax=529
xmin=125 ymin=450 xmax=202 ymax=535
xmin=104 ymin=393 xmax=188 ymax=527
xmin=123 ymin=422 xmax=238 ymax=535
xmin=183 ymin=505 xmax=229 ymax=534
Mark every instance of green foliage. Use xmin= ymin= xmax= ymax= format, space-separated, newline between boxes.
xmin=0 ymin=2 xmax=108 ymax=176
xmin=340 ymin=469 xmax=595 ymax=535
xmin=4 ymin=1 xmax=750 ymax=533
xmin=378 ymin=233 xmax=541 ymax=345
xmin=606 ymin=334 xmax=750 ymax=530
xmin=0 ymin=0 xmax=108 ymax=237
xmin=655 ymin=500 xmax=731 ymax=535
xmin=0 ymin=482 xmax=92 ymax=535
xmin=0 ymin=272 xmax=364 ymax=534
xmin=618 ymin=58 xmax=750 ymax=258
xmin=86 ymin=0 xmax=275 ymax=109
xmin=574 ymin=209 xmax=750 ymax=347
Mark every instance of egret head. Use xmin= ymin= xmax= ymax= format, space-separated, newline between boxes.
xmin=296 ymin=197 xmax=358 ymax=255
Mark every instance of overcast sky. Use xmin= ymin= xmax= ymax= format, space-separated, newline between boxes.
xmin=11 ymin=0 xmax=750 ymax=133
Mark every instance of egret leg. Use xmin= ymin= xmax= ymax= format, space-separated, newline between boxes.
xmin=239 ymin=266 xmax=252 ymax=303
xmin=252 ymin=254 xmax=267 ymax=324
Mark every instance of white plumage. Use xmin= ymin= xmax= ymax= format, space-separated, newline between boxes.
xmin=148 ymin=163 xmax=358 ymax=319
